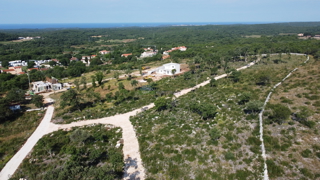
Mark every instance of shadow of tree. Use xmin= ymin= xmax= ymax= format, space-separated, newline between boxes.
xmin=123 ymin=157 xmax=141 ymax=180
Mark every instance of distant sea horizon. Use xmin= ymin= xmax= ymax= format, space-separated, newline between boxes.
xmin=0 ymin=22 xmax=274 ymax=29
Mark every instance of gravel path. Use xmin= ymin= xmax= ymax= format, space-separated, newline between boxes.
xmin=0 ymin=106 xmax=54 ymax=180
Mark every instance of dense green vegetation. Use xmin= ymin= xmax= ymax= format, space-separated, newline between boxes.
xmin=10 ymin=124 xmax=123 ymax=180
xmin=0 ymin=111 xmax=44 ymax=171
xmin=1 ymin=22 xmax=320 ymax=179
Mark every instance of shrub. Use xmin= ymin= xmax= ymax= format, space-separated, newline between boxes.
xmin=267 ymin=103 xmax=291 ymax=124
xmin=301 ymin=149 xmax=312 ymax=158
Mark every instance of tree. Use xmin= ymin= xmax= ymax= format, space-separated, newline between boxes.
xmin=0 ymin=98 xmax=12 ymax=122
xmin=189 ymin=64 xmax=196 ymax=74
xmin=31 ymin=94 xmax=44 ymax=108
xmin=210 ymin=127 xmax=221 ymax=141
xmin=131 ymin=80 xmax=138 ymax=88
xmin=95 ymin=71 xmax=104 ymax=86
xmin=6 ymin=88 xmax=25 ymax=103
xmin=229 ymin=69 xmax=241 ymax=82
xmin=171 ymin=69 xmax=176 ymax=76
xmin=49 ymin=61 xmax=57 ymax=67
xmin=245 ymin=100 xmax=264 ymax=113
xmin=60 ymin=89 xmax=82 ymax=111
xmin=91 ymin=75 xmax=96 ymax=87
xmin=190 ymin=102 xmax=217 ymax=120
xmin=81 ymin=76 xmax=87 ymax=90
xmin=209 ymin=78 xmax=217 ymax=87
xmin=118 ymin=82 xmax=125 ymax=90
xmin=268 ymin=103 xmax=291 ymax=124
xmin=27 ymin=61 xmax=36 ymax=68
xmin=113 ymin=71 xmax=120 ymax=81
xmin=154 ymin=97 xmax=171 ymax=111
xmin=146 ymin=78 xmax=153 ymax=84
xmin=238 ymin=92 xmax=252 ymax=105
xmin=74 ymin=79 xmax=80 ymax=91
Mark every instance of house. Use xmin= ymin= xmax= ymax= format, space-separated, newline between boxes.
xmin=297 ymin=33 xmax=304 ymax=37
xmin=121 ymin=53 xmax=132 ymax=58
xmin=32 ymin=81 xmax=62 ymax=93
xmin=70 ymin=57 xmax=78 ymax=61
xmin=99 ymin=50 xmax=110 ymax=55
xmin=155 ymin=63 xmax=180 ymax=75
xmin=162 ymin=55 xmax=170 ymax=60
xmin=140 ymin=51 xmax=157 ymax=58
xmin=91 ymin=55 xmax=97 ymax=59
xmin=1 ymin=66 xmax=23 ymax=75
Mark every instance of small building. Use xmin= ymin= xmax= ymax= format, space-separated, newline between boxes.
xmin=1 ymin=66 xmax=23 ymax=75
xmin=70 ymin=57 xmax=78 ymax=61
xmin=121 ymin=53 xmax=132 ymax=58
xmin=99 ymin=50 xmax=110 ymax=55
xmin=297 ymin=33 xmax=304 ymax=37
xmin=32 ymin=81 xmax=52 ymax=93
xmin=156 ymin=63 xmax=180 ymax=75
xmin=9 ymin=104 xmax=21 ymax=111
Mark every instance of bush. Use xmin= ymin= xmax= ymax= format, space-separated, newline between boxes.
xmin=267 ymin=103 xmax=291 ymax=124
xmin=301 ymin=149 xmax=312 ymax=158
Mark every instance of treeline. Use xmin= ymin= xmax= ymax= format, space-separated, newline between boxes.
xmin=0 ymin=32 xmax=18 ymax=41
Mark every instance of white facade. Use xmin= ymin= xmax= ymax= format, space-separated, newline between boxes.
xmin=156 ymin=63 xmax=180 ymax=75
xmin=32 ymin=81 xmax=62 ymax=93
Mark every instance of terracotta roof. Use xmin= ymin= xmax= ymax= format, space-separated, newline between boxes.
xmin=121 ymin=53 xmax=132 ymax=57
xmin=3 ymin=69 xmax=15 ymax=72
xmin=19 ymin=72 xmax=26 ymax=74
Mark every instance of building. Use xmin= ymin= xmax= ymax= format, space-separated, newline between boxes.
xmin=1 ymin=66 xmax=23 ymax=75
xmin=99 ymin=50 xmax=110 ymax=55
xmin=155 ymin=63 xmax=180 ymax=75
xmin=32 ymin=81 xmax=62 ymax=93
xmin=140 ymin=51 xmax=157 ymax=58
xmin=70 ymin=57 xmax=78 ymax=61
xmin=121 ymin=53 xmax=132 ymax=58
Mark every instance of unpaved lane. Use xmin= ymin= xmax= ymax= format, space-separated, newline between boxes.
xmin=0 ymin=106 xmax=54 ymax=180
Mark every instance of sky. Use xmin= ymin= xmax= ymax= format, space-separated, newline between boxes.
xmin=0 ymin=0 xmax=319 ymax=24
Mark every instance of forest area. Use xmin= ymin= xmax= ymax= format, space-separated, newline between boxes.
xmin=1 ymin=22 xmax=320 ymax=179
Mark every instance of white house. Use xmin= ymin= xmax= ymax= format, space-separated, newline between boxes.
xmin=99 ymin=50 xmax=110 ymax=55
xmin=156 ymin=63 xmax=180 ymax=75
xmin=32 ymin=81 xmax=62 ymax=93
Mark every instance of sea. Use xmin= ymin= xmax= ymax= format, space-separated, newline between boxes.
xmin=0 ymin=22 xmax=270 ymax=29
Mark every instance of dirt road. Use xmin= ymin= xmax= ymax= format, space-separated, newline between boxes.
xmin=0 ymin=106 xmax=54 ymax=180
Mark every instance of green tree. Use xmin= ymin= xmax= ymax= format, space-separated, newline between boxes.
xmin=95 ymin=71 xmax=104 ymax=86
xmin=49 ymin=61 xmax=57 ymax=67
xmin=131 ymin=80 xmax=138 ymax=88
xmin=113 ymin=71 xmax=120 ymax=81
xmin=171 ymin=69 xmax=176 ymax=76
xmin=268 ymin=103 xmax=291 ymax=124
xmin=91 ymin=75 xmax=96 ymax=87
xmin=238 ymin=92 xmax=252 ymax=105
xmin=81 ymin=76 xmax=87 ymax=90
xmin=60 ymin=89 xmax=82 ymax=111
xmin=0 ymin=98 xmax=12 ymax=122
xmin=27 ymin=61 xmax=36 ymax=68
xmin=190 ymin=102 xmax=217 ymax=120
xmin=31 ymin=94 xmax=44 ymax=108
xmin=209 ymin=78 xmax=217 ymax=87
xmin=118 ymin=82 xmax=125 ymax=90
xmin=210 ymin=127 xmax=221 ymax=141
xmin=154 ymin=97 xmax=171 ymax=111
xmin=245 ymin=100 xmax=264 ymax=113
xmin=6 ymin=88 xmax=25 ymax=103
xmin=74 ymin=79 xmax=80 ymax=91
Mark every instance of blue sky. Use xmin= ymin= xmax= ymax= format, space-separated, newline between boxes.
xmin=0 ymin=0 xmax=319 ymax=24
